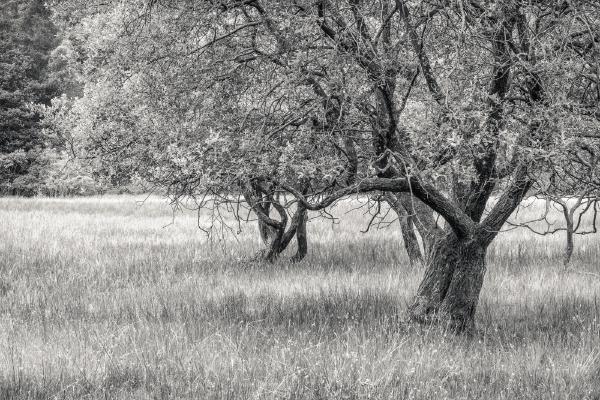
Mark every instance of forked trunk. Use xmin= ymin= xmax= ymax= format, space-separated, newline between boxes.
xmin=409 ymin=233 xmax=488 ymax=333
xmin=255 ymin=205 xmax=308 ymax=263
xmin=254 ymin=222 xmax=283 ymax=262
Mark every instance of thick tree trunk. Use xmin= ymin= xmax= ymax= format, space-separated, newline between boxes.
xmin=409 ymin=233 xmax=488 ymax=333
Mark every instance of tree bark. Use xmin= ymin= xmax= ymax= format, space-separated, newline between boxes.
xmin=258 ymin=223 xmax=285 ymax=263
xmin=398 ymin=213 xmax=422 ymax=265
xmin=258 ymin=209 xmax=276 ymax=246
xmin=254 ymin=203 xmax=308 ymax=263
xmin=386 ymin=193 xmax=423 ymax=264
xmin=563 ymin=211 xmax=574 ymax=267
xmin=395 ymin=193 xmax=440 ymax=257
xmin=386 ymin=192 xmax=441 ymax=264
xmin=291 ymin=208 xmax=308 ymax=262
xmin=409 ymin=233 xmax=488 ymax=333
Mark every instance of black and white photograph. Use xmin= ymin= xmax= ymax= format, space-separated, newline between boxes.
xmin=1 ymin=0 xmax=599 ymax=398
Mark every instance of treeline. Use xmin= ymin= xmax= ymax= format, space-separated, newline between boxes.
xmin=0 ymin=0 xmax=126 ymax=196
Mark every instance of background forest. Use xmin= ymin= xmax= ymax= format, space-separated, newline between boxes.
xmin=0 ymin=0 xmax=138 ymax=196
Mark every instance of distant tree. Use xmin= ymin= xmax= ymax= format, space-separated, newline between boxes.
xmin=544 ymin=194 xmax=597 ymax=267
xmin=515 ymin=140 xmax=600 ymax=267
xmin=248 ymin=185 xmax=308 ymax=262
xmin=0 ymin=0 xmax=61 ymax=196
xmin=51 ymin=0 xmax=600 ymax=331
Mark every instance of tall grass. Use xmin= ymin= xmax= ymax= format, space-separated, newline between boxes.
xmin=0 ymin=196 xmax=598 ymax=399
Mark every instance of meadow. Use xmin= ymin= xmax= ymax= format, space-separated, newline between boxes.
xmin=0 ymin=195 xmax=599 ymax=399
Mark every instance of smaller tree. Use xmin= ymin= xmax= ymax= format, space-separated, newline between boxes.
xmin=244 ymin=183 xmax=309 ymax=262
xmin=520 ymin=140 xmax=600 ymax=266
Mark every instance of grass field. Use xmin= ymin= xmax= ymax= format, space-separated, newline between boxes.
xmin=0 ymin=196 xmax=599 ymax=399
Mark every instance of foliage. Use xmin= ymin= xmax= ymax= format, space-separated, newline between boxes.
xmin=40 ymin=150 xmax=103 ymax=196
xmin=0 ymin=0 xmax=62 ymax=196
xmin=50 ymin=0 xmax=600 ymax=230
xmin=48 ymin=0 xmax=600 ymax=328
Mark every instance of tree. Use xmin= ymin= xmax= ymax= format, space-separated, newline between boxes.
xmin=515 ymin=140 xmax=600 ymax=267
xmin=536 ymin=194 xmax=598 ymax=267
xmin=0 ymin=0 xmax=61 ymax=195
xmin=50 ymin=0 xmax=600 ymax=331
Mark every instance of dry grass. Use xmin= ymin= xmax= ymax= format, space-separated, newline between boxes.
xmin=0 ymin=195 xmax=599 ymax=399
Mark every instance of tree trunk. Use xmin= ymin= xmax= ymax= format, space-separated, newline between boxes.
xmin=254 ymin=204 xmax=308 ymax=263
xmin=564 ymin=222 xmax=574 ymax=268
xmin=398 ymin=214 xmax=422 ymax=265
xmin=257 ymin=224 xmax=285 ymax=263
xmin=258 ymin=216 xmax=277 ymax=247
xmin=392 ymin=193 xmax=441 ymax=258
xmin=409 ymin=233 xmax=488 ymax=333
xmin=385 ymin=193 xmax=424 ymax=265
xmin=561 ymin=205 xmax=575 ymax=268
xmin=291 ymin=208 xmax=308 ymax=262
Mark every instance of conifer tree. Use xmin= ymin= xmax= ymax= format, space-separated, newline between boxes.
xmin=0 ymin=0 xmax=60 ymax=195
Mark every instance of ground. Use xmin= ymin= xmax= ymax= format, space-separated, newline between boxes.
xmin=0 ymin=196 xmax=599 ymax=399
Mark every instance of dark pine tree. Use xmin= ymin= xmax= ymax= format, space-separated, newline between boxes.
xmin=0 ymin=0 xmax=60 ymax=196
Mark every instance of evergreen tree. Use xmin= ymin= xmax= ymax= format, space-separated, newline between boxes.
xmin=0 ymin=0 xmax=59 ymax=195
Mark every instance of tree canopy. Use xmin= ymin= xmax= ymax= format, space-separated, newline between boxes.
xmin=49 ymin=0 xmax=600 ymax=330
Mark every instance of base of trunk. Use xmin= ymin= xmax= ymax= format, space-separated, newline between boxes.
xmin=409 ymin=234 xmax=488 ymax=332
